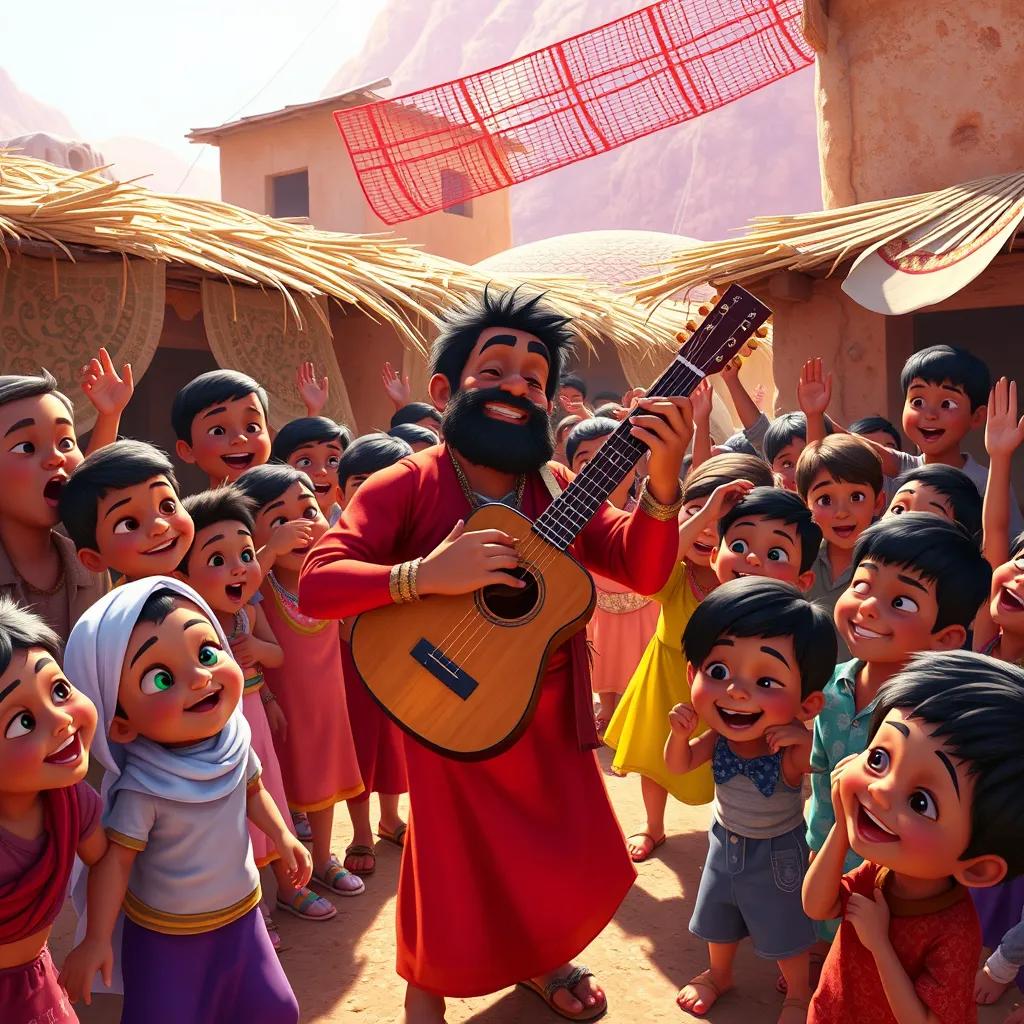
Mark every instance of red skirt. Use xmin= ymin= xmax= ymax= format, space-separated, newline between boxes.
xmin=342 ymin=640 xmax=408 ymax=800
xmin=396 ymin=651 xmax=635 ymax=996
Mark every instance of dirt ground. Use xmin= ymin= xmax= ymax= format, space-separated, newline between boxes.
xmin=53 ymin=746 xmax=1012 ymax=1024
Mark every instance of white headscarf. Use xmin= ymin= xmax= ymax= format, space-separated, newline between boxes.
xmin=66 ymin=576 xmax=251 ymax=992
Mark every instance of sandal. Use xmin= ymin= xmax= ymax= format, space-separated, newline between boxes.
xmin=312 ymin=854 xmax=365 ymax=897
xmin=676 ymin=970 xmax=727 ymax=1017
xmin=377 ymin=822 xmax=408 ymax=848
xmin=626 ymin=831 xmax=665 ymax=863
xmin=518 ymin=965 xmax=607 ymax=1022
xmin=344 ymin=843 xmax=377 ymax=876
xmin=275 ymin=886 xmax=337 ymax=921
xmin=291 ymin=811 xmax=312 ymax=842
xmin=261 ymin=907 xmax=287 ymax=954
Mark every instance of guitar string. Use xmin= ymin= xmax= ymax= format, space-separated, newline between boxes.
xmin=422 ymin=302 xmax=764 ymax=676
xmin=428 ymin=313 xmax=760 ymax=672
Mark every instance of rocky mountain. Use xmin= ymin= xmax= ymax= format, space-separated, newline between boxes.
xmin=325 ymin=0 xmax=821 ymax=244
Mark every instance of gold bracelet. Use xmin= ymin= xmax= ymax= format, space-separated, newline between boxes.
xmin=400 ymin=560 xmax=414 ymax=603
xmin=389 ymin=563 xmax=404 ymax=604
xmin=638 ymin=479 xmax=683 ymax=521
xmin=407 ymin=557 xmax=423 ymax=601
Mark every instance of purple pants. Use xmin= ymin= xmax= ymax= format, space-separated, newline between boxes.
xmin=974 ymin=878 xmax=1024 ymax=993
xmin=121 ymin=908 xmax=298 ymax=1024
xmin=0 ymin=946 xmax=77 ymax=1024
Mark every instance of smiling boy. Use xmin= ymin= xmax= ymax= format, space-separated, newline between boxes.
xmin=58 ymin=441 xmax=195 ymax=584
xmin=796 ymin=436 xmax=887 ymax=659
xmin=805 ymin=514 xmax=991 ymax=941
xmin=804 ymin=652 xmax=1024 ymax=1024
xmin=171 ymin=370 xmax=272 ymax=486
xmin=884 ymin=464 xmax=982 ymax=538
xmin=712 ymin=486 xmax=822 ymax=592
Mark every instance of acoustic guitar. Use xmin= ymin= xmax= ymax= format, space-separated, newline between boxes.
xmin=350 ymin=285 xmax=772 ymax=760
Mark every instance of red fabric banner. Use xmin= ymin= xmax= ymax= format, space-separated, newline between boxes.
xmin=334 ymin=0 xmax=813 ymax=225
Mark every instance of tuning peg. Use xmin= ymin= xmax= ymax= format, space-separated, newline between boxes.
xmin=685 ymin=319 xmax=698 ymax=332
xmin=755 ymin=326 xmax=768 ymax=339
xmin=675 ymin=330 xmax=690 ymax=343
xmin=698 ymin=304 xmax=711 ymax=316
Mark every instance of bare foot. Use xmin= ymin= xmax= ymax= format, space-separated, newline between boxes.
xmin=401 ymin=984 xmax=446 ymax=1023
xmin=626 ymin=830 xmax=665 ymax=862
xmin=977 ymin=964 xmax=1013 ymax=1005
xmin=677 ymin=969 xmax=731 ymax=1016
xmin=536 ymin=964 xmax=606 ymax=1018
xmin=778 ymin=998 xmax=807 ymax=1024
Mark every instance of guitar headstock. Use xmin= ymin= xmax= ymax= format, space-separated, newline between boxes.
xmin=674 ymin=285 xmax=772 ymax=379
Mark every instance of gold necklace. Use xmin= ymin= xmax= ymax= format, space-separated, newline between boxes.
xmin=449 ymin=451 xmax=526 ymax=511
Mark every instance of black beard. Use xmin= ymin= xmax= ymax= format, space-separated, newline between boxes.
xmin=442 ymin=387 xmax=554 ymax=475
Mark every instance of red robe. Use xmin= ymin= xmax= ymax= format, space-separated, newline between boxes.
xmin=299 ymin=445 xmax=677 ymax=996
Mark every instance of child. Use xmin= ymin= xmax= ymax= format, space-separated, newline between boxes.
xmin=59 ymin=577 xmax=307 ymax=1023
xmin=171 ymin=370 xmax=272 ymax=486
xmin=178 ymin=488 xmax=338 ymax=938
xmin=58 ymin=440 xmax=195 ymax=583
xmin=711 ymin=486 xmax=823 ymax=591
xmin=566 ymin=417 xmax=659 ymax=732
xmin=270 ymin=416 xmax=351 ymax=518
xmin=605 ymin=454 xmax=774 ymax=863
xmin=388 ymin=423 xmax=440 ymax=452
xmin=389 ymin=401 xmax=442 ymax=438
xmin=884 ymin=463 xmax=982 ymax=538
xmin=668 ymin=577 xmax=837 ymax=1022
xmin=849 ymin=415 xmax=901 ymax=451
xmin=234 ymin=465 xmax=364 ymax=896
xmin=804 ymin=652 xmax=1024 ymax=1024
xmin=805 ymin=515 xmax=991 ymax=943
xmin=554 ymin=413 xmax=583 ymax=465
xmin=0 ymin=368 xmax=126 ymax=644
xmin=795 ymin=435 xmax=886 ymax=660
xmin=0 ymin=600 xmax=105 ymax=1024
xmin=333 ymin=436 xmax=413 ymax=878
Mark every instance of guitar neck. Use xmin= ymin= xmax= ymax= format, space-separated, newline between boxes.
xmin=532 ymin=285 xmax=770 ymax=552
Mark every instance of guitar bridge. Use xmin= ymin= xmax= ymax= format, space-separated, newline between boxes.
xmin=411 ymin=638 xmax=479 ymax=700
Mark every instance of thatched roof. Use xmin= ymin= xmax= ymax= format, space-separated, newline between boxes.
xmin=629 ymin=170 xmax=1024 ymax=306
xmin=0 ymin=153 xmax=683 ymax=358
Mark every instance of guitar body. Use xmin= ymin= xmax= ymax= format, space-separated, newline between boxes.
xmin=350 ymin=503 xmax=595 ymax=760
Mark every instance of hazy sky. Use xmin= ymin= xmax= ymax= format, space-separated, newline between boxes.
xmin=2 ymin=0 xmax=388 ymax=177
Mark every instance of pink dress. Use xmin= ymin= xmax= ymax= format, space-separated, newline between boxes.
xmin=587 ymin=574 xmax=659 ymax=696
xmin=262 ymin=574 xmax=364 ymax=811
xmin=232 ymin=606 xmax=294 ymax=867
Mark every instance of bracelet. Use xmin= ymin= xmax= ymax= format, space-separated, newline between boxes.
xmin=407 ymin=557 xmax=423 ymax=602
xmin=260 ymin=688 xmax=277 ymax=706
xmin=390 ymin=560 xmax=423 ymax=604
xmin=638 ymin=479 xmax=683 ymax=521
xmin=399 ymin=560 xmax=413 ymax=603
xmin=389 ymin=563 xmax=404 ymax=604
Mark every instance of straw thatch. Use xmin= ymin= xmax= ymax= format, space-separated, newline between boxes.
xmin=629 ymin=170 xmax=1024 ymax=306
xmin=0 ymin=153 xmax=684 ymax=358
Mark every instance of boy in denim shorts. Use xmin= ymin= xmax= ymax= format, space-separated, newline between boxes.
xmin=666 ymin=577 xmax=836 ymax=1024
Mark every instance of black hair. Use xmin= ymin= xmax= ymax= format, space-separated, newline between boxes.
xmin=270 ymin=416 xmax=350 ymax=463
xmin=0 ymin=598 xmax=62 ymax=677
xmin=58 ymin=440 xmax=180 ymax=551
xmin=850 ymin=415 xmax=902 ymax=451
xmin=763 ymin=412 xmax=806 ymax=465
xmin=179 ymin=488 xmax=257 ymax=573
xmin=171 ymin=370 xmax=269 ymax=443
xmin=234 ymin=464 xmax=314 ymax=512
xmin=565 ymin=416 xmax=619 ymax=468
xmin=869 ymin=651 xmax=1024 ymax=875
xmin=683 ymin=577 xmax=837 ymax=698
xmin=390 ymin=402 xmax=442 ymax=429
xmin=900 ymin=344 xmax=990 ymax=411
xmin=1011 ymin=531 xmax=1024 ymax=560
xmin=0 ymin=369 xmax=74 ymax=416
xmin=718 ymin=486 xmax=822 ymax=573
xmin=851 ymin=513 xmax=991 ymax=631
xmin=717 ymin=431 xmax=759 ymax=458
xmin=388 ymin=423 xmax=439 ymax=448
xmin=890 ymin=464 xmax=982 ymax=539
xmin=593 ymin=391 xmax=620 ymax=405
xmin=682 ymin=453 xmax=774 ymax=504
xmin=429 ymin=284 xmax=575 ymax=400
xmin=135 ymin=587 xmax=185 ymax=628
xmin=337 ymin=433 xmax=412 ymax=488
xmin=559 ymin=372 xmax=587 ymax=398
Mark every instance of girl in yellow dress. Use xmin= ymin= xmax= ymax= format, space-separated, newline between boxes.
xmin=604 ymin=453 xmax=774 ymax=861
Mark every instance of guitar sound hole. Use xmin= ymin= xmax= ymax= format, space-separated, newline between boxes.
xmin=479 ymin=565 xmax=542 ymax=624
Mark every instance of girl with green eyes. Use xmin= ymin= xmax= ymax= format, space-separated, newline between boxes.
xmin=59 ymin=576 xmax=308 ymax=1022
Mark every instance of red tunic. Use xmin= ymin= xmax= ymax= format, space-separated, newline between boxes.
xmin=299 ymin=445 xmax=678 ymax=996
xmin=809 ymin=862 xmax=980 ymax=1024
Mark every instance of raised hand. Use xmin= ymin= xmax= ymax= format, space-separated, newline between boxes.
xmin=265 ymin=519 xmax=318 ymax=559
xmin=764 ymin=720 xmax=811 ymax=754
xmin=704 ymin=478 xmax=755 ymax=519
xmin=381 ymin=361 xmax=411 ymax=410
xmin=297 ymin=361 xmax=329 ymax=416
xmin=985 ymin=377 xmax=1024 ymax=459
xmin=558 ymin=392 xmax=592 ymax=418
xmin=668 ymin=702 xmax=699 ymax=738
xmin=80 ymin=347 xmax=134 ymax=416
xmin=691 ymin=379 xmax=714 ymax=424
xmin=798 ymin=357 xmax=832 ymax=417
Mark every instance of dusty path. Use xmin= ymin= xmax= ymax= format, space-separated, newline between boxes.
xmin=54 ymin=747 xmax=1011 ymax=1023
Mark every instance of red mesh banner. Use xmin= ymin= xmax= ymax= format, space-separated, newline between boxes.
xmin=334 ymin=0 xmax=813 ymax=225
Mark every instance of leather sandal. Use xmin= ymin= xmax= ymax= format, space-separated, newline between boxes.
xmin=518 ymin=966 xmax=607 ymax=1022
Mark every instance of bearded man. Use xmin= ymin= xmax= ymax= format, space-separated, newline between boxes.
xmin=300 ymin=287 xmax=692 ymax=1023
